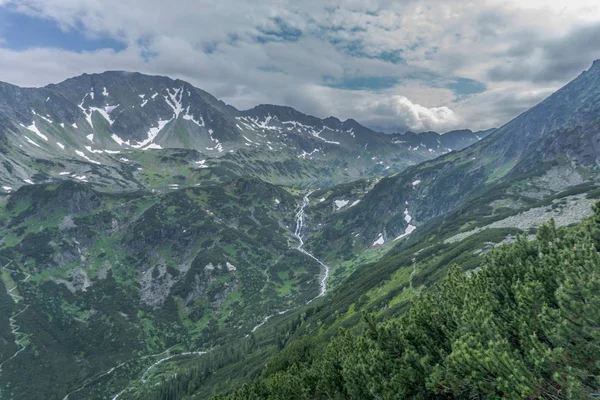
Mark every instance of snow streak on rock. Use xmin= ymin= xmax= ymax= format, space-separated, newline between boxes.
xmin=23 ymin=122 xmax=48 ymax=141
xmin=165 ymin=87 xmax=184 ymax=119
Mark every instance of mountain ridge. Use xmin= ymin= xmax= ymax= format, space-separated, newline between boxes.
xmin=1 ymin=61 xmax=599 ymax=400
xmin=0 ymin=71 xmax=491 ymax=192
xmin=1 ymin=70 xmax=495 ymax=140
xmin=301 ymin=59 xmax=600 ymax=262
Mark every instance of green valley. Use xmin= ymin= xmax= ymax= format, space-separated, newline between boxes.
xmin=0 ymin=53 xmax=600 ymax=400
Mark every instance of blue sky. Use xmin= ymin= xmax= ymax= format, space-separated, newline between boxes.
xmin=0 ymin=0 xmax=599 ymax=132
xmin=0 ymin=7 xmax=125 ymax=52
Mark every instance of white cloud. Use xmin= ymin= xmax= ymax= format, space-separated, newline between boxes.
xmin=0 ymin=0 xmax=599 ymax=132
xmin=359 ymin=95 xmax=461 ymax=132
xmin=283 ymin=84 xmax=462 ymax=133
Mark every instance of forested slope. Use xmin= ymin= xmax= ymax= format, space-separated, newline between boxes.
xmin=199 ymin=203 xmax=600 ymax=400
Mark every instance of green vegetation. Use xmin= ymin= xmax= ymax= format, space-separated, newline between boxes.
xmin=0 ymin=62 xmax=599 ymax=400
xmin=0 ymin=177 xmax=322 ymax=399
xmin=196 ymin=203 xmax=600 ymax=400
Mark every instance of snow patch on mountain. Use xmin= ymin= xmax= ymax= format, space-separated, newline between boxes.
xmin=298 ymin=149 xmax=319 ymax=159
xmin=404 ymin=208 xmax=412 ymax=223
xmin=24 ymin=137 xmax=41 ymax=148
xmin=255 ymin=115 xmax=277 ymax=130
xmin=85 ymin=146 xmax=103 ymax=154
xmin=334 ymin=200 xmax=349 ymax=210
xmin=394 ymin=224 xmax=416 ymax=241
xmin=183 ymin=107 xmax=204 ymax=127
xmin=165 ymin=87 xmax=184 ymax=119
xmin=102 ymin=87 xmax=109 ymax=97
xmin=22 ymin=122 xmax=48 ymax=141
xmin=78 ymin=94 xmax=94 ymax=128
xmin=372 ymin=234 xmax=385 ymax=247
xmin=282 ymin=120 xmax=310 ymax=129
xmin=205 ymin=129 xmax=223 ymax=152
xmin=32 ymin=110 xmax=52 ymax=124
xmin=226 ymin=262 xmax=237 ymax=272
xmin=196 ymin=160 xmax=208 ymax=169
xmin=235 ymin=117 xmax=257 ymax=131
xmin=111 ymin=134 xmax=126 ymax=146
xmin=56 ymin=142 xmax=65 ymax=150
xmin=131 ymin=119 xmax=171 ymax=149
xmin=89 ymin=106 xmax=118 ymax=125
xmin=75 ymin=150 xmax=101 ymax=165
xmin=309 ymin=127 xmax=340 ymax=145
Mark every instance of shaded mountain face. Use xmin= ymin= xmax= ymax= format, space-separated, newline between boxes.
xmin=306 ymin=61 xmax=600 ymax=260
xmin=0 ymin=71 xmax=487 ymax=192
xmin=45 ymin=71 xmax=240 ymax=145
xmin=485 ymin=59 xmax=600 ymax=164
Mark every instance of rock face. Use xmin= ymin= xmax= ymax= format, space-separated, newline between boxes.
xmin=302 ymin=60 xmax=600 ymax=259
xmin=0 ymin=71 xmax=488 ymax=192
xmin=444 ymin=194 xmax=596 ymax=244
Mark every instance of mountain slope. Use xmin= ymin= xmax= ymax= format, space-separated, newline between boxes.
xmin=214 ymin=207 xmax=600 ymax=400
xmin=128 ymin=60 xmax=600 ymax=400
xmin=0 ymin=178 xmax=325 ymax=399
xmin=0 ymin=72 xmax=488 ymax=191
xmin=303 ymin=60 xmax=600 ymax=262
xmin=4 ymin=58 xmax=598 ymax=400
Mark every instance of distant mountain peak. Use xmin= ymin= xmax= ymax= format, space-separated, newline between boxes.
xmin=323 ymin=116 xmax=341 ymax=124
xmin=0 ymin=69 xmax=489 ymax=191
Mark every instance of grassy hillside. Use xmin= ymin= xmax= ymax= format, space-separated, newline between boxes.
xmin=0 ymin=178 xmax=324 ymax=399
xmin=147 ymin=203 xmax=600 ymax=400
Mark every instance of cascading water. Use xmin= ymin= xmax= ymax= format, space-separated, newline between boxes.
xmin=293 ymin=191 xmax=330 ymax=300
xmin=105 ymin=192 xmax=334 ymax=399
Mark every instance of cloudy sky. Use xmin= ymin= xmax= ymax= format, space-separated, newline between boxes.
xmin=0 ymin=0 xmax=599 ymax=133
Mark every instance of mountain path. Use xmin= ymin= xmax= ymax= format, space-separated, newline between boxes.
xmin=0 ymin=262 xmax=32 ymax=373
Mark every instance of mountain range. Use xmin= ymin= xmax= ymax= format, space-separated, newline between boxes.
xmin=0 ymin=71 xmax=493 ymax=191
xmin=0 ymin=60 xmax=599 ymax=400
